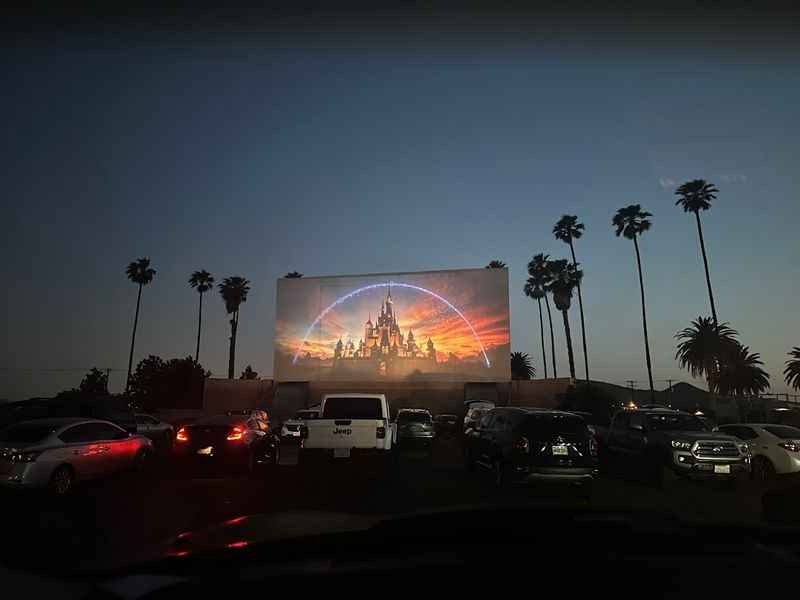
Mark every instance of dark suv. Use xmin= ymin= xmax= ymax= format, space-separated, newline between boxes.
xmin=605 ymin=407 xmax=751 ymax=486
xmin=463 ymin=407 xmax=598 ymax=489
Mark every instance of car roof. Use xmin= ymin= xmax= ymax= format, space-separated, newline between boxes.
xmin=498 ymin=407 xmax=583 ymax=418
xmin=8 ymin=417 xmax=96 ymax=428
xmin=191 ymin=415 xmax=248 ymax=426
xmin=398 ymin=408 xmax=430 ymax=413
xmin=323 ymin=393 xmax=386 ymax=399
xmin=722 ymin=423 xmax=798 ymax=429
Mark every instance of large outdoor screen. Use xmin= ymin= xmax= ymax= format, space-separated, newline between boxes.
xmin=274 ymin=268 xmax=511 ymax=382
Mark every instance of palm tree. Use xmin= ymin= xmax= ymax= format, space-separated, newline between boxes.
xmin=717 ymin=345 xmax=770 ymax=397
xmin=284 ymin=271 xmax=303 ymax=278
xmin=125 ymin=258 xmax=156 ymax=391
xmin=675 ymin=317 xmax=739 ymax=393
xmin=528 ymin=253 xmax=557 ymax=378
xmin=553 ymin=214 xmax=589 ymax=382
xmin=785 ymin=348 xmax=800 ymax=391
xmin=486 ymin=260 xmax=507 ymax=269
xmin=189 ymin=270 xmax=214 ymax=364
xmin=675 ymin=179 xmax=720 ymax=327
xmin=219 ymin=276 xmax=251 ymax=379
xmin=613 ymin=204 xmax=655 ymax=402
xmin=511 ymin=352 xmax=535 ymax=380
xmin=545 ymin=259 xmax=583 ymax=380
xmin=523 ymin=280 xmax=548 ymax=379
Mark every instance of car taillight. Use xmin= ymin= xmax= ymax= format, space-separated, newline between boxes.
xmin=377 ymin=426 xmax=386 ymax=439
xmin=227 ymin=427 xmax=244 ymax=441
xmin=779 ymin=441 xmax=800 ymax=452
xmin=589 ymin=434 xmax=598 ymax=457
xmin=176 ymin=427 xmax=188 ymax=442
xmin=512 ymin=436 xmax=529 ymax=452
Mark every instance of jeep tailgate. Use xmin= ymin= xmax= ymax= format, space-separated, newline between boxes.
xmin=302 ymin=419 xmax=386 ymax=450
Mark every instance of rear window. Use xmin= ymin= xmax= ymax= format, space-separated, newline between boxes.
xmin=398 ymin=412 xmax=432 ymax=424
xmin=0 ymin=423 xmax=58 ymax=443
xmin=523 ymin=415 xmax=588 ymax=438
xmin=322 ymin=397 xmax=382 ymax=419
xmin=764 ymin=426 xmax=800 ymax=439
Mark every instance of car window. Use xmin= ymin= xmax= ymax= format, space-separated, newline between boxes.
xmin=322 ymin=397 xmax=382 ymax=419
xmin=398 ymin=412 xmax=432 ymax=424
xmin=764 ymin=426 xmax=800 ymax=439
xmin=493 ymin=412 xmax=508 ymax=431
xmin=646 ymin=413 xmax=707 ymax=432
xmin=479 ymin=412 xmax=494 ymax=429
xmin=58 ymin=423 xmax=98 ymax=443
xmin=721 ymin=426 xmax=758 ymax=440
xmin=93 ymin=423 xmax=128 ymax=440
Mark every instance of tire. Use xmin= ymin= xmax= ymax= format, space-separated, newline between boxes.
xmin=273 ymin=443 xmax=281 ymax=466
xmin=752 ymin=456 xmax=776 ymax=485
xmin=49 ymin=465 xmax=74 ymax=495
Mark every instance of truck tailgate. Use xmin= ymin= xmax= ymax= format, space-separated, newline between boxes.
xmin=302 ymin=419 xmax=385 ymax=450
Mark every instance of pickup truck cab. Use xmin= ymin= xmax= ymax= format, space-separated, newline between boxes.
xmin=606 ymin=407 xmax=750 ymax=487
xmin=300 ymin=394 xmax=392 ymax=466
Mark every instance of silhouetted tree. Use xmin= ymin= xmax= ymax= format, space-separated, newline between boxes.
xmin=718 ymin=345 xmax=770 ymax=397
xmin=554 ymin=215 xmax=589 ymax=382
xmin=189 ymin=270 xmax=214 ymax=364
xmin=511 ymin=352 xmax=535 ymax=380
xmin=284 ymin=271 xmax=303 ymax=278
xmin=784 ymin=348 xmax=800 ymax=391
xmin=78 ymin=367 xmax=108 ymax=395
xmin=240 ymin=365 xmax=258 ymax=380
xmin=125 ymin=257 xmax=156 ymax=390
xmin=546 ymin=259 xmax=583 ymax=380
xmin=675 ymin=317 xmax=739 ymax=393
xmin=528 ymin=253 xmax=557 ymax=378
xmin=128 ymin=355 xmax=209 ymax=410
xmin=219 ymin=276 xmax=251 ymax=379
xmin=523 ymin=280 xmax=548 ymax=379
xmin=613 ymin=205 xmax=655 ymax=402
xmin=486 ymin=260 xmax=506 ymax=269
xmin=675 ymin=180 xmax=720 ymax=327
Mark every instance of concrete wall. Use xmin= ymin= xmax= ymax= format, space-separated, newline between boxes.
xmin=202 ymin=378 xmax=275 ymax=414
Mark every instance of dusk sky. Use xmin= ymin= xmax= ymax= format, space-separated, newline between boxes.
xmin=2 ymin=6 xmax=799 ymax=400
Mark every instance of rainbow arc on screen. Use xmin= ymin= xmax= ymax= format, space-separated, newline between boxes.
xmin=292 ymin=281 xmax=491 ymax=368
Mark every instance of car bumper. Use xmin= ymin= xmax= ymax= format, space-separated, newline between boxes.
xmin=397 ymin=434 xmax=435 ymax=449
xmin=516 ymin=466 xmax=597 ymax=484
xmin=671 ymin=451 xmax=750 ymax=478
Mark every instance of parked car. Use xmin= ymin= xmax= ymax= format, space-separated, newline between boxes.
xmin=463 ymin=403 xmax=494 ymax=434
xmin=173 ymin=413 xmax=278 ymax=472
xmin=0 ymin=418 xmax=153 ymax=494
xmin=0 ymin=395 xmax=138 ymax=434
xmin=135 ymin=413 xmax=174 ymax=449
xmin=463 ymin=407 xmax=597 ymax=490
xmin=434 ymin=413 xmax=458 ymax=437
xmin=226 ymin=409 xmax=269 ymax=421
xmin=394 ymin=409 xmax=436 ymax=455
xmin=280 ymin=409 xmax=319 ymax=439
xmin=716 ymin=423 xmax=800 ymax=482
xmin=300 ymin=394 xmax=392 ymax=467
xmin=605 ymin=407 xmax=750 ymax=487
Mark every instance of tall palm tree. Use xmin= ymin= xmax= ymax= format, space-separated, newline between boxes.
xmin=528 ymin=253 xmax=557 ymax=378
xmin=553 ymin=214 xmax=589 ymax=382
xmin=523 ymin=280 xmax=548 ymax=379
xmin=284 ymin=271 xmax=303 ymax=278
xmin=189 ymin=270 xmax=214 ymax=364
xmin=125 ymin=258 xmax=156 ymax=391
xmin=219 ymin=276 xmax=251 ymax=379
xmin=613 ymin=204 xmax=655 ymax=402
xmin=486 ymin=260 xmax=507 ymax=269
xmin=675 ymin=179 xmax=720 ymax=327
xmin=511 ymin=352 xmax=535 ymax=380
xmin=675 ymin=317 xmax=739 ymax=393
xmin=545 ymin=259 xmax=583 ymax=380
xmin=717 ymin=345 xmax=770 ymax=397
xmin=784 ymin=347 xmax=800 ymax=391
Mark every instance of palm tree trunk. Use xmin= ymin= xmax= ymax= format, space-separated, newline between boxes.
xmin=228 ymin=310 xmax=239 ymax=379
xmin=633 ymin=236 xmax=655 ymax=402
xmin=537 ymin=297 xmax=548 ymax=379
xmin=561 ymin=309 xmax=576 ymax=380
xmin=543 ymin=293 xmax=557 ymax=379
xmin=126 ymin=283 xmax=143 ymax=391
xmin=694 ymin=211 xmax=718 ymax=328
xmin=195 ymin=291 xmax=203 ymax=363
xmin=569 ymin=240 xmax=589 ymax=383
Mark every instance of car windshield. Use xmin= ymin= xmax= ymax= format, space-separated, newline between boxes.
xmin=322 ymin=398 xmax=382 ymax=420
xmin=0 ymin=423 xmax=57 ymax=443
xmin=398 ymin=412 xmax=431 ymax=424
xmin=646 ymin=414 xmax=708 ymax=432
xmin=764 ymin=426 xmax=800 ymax=439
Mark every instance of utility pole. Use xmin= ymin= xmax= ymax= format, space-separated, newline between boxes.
xmin=626 ymin=380 xmax=636 ymax=406
xmin=105 ymin=368 xmax=111 ymax=393
xmin=665 ymin=378 xmax=674 ymax=408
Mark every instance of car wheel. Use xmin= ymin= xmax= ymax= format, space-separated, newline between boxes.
xmin=49 ymin=465 xmax=74 ymax=495
xmin=752 ymin=456 xmax=776 ymax=485
xmin=133 ymin=448 xmax=152 ymax=473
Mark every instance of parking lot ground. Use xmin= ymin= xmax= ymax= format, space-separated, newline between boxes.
xmin=0 ymin=438 xmax=791 ymax=574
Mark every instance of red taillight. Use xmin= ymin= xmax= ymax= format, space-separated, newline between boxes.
xmin=377 ymin=426 xmax=386 ymax=439
xmin=589 ymin=434 xmax=598 ymax=457
xmin=227 ymin=427 xmax=244 ymax=441
xmin=512 ymin=436 xmax=529 ymax=452
xmin=176 ymin=427 xmax=188 ymax=442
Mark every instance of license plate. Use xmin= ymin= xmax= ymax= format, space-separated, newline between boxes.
xmin=552 ymin=444 xmax=568 ymax=456
xmin=334 ymin=448 xmax=350 ymax=459
xmin=197 ymin=446 xmax=214 ymax=456
xmin=714 ymin=464 xmax=731 ymax=474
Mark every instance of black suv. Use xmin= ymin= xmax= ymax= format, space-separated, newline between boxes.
xmin=463 ymin=407 xmax=598 ymax=489
xmin=605 ymin=407 xmax=750 ymax=486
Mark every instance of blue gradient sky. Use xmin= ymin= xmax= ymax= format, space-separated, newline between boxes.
xmin=2 ymin=21 xmax=799 ymax=400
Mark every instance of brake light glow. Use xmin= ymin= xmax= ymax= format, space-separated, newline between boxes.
xmin=227 ymin=427 xmax=244 ymax=441
xmin=176 ymin=427 xmax=188 ymax=442
xmin=226 ymin=540 xmax=249 ymax=549
xmin=512 ymin=436 xmax=529 ymax=452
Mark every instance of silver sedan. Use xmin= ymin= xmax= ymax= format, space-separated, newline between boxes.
xmin=135 ymin=413 xmax=175 ymax=449
xmin=0 ymin=417 xmax=153 ymax=494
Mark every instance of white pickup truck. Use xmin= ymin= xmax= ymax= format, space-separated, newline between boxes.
xmin=299 ymin=394 xmax=392 ymax=465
